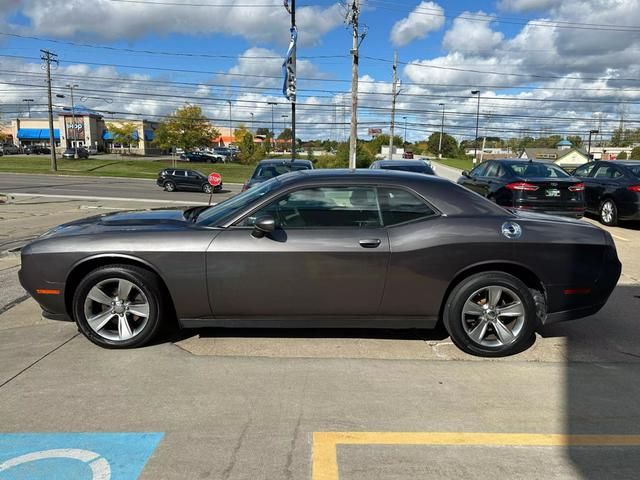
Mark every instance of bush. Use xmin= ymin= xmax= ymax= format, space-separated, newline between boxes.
xmin=630 ymin=147 xmax=640 ymax=160
xmin=617 ymin=151 xmax=627 ymax=159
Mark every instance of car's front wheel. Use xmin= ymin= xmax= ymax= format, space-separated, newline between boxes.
xmin=203 ymin=184 xmax=213 ymax=194
xmin=443 ymin=272 xmax=537 ymax=357
xmin=72 ymin=265 xmax=166 ymax=348
xmin=599 ymin=199 xmax=618 ymax=226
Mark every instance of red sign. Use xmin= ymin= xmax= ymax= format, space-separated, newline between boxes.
xmin=208 ymin=172 xmax=222 ymax=187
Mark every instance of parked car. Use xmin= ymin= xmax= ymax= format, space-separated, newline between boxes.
xmin=62 ymin=148 xmax=90 ymax=159
xmin=370 ymin=159 xmax=435 ymax=175
xmin=242 ymin=159 xmax=314 ymax=191
xmin=573 ymin=160 xmax=640 ymax=225
xmin=23 ymin=145 xmax=51 ymax=155
xmin=156 ymin=168 xmax=223 ymax=194
xmin=402 ymin=152 xmax=414 ymax=159
xmin=458 ymin=159 xmax=586 ymax=218
xmin=180 ymin=151 xmax=225 ymax=163
xmin=20 ymin=169 xmax=620 ymax=357
xmin=0 ymin=144 xmax=20 ymax=155
xmin=212 ymin=147 xmax=236 ymax=160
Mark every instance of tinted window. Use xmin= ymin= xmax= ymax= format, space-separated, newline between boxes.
xmin=470 ymin=163 xmax=488 ymax=177
xmin=594 ymin=165 xmax=623 ymax=179
xmin=252 ymin=163 xmax=311 ymax=180
xmin=574 ymin=163 xmax=596 ymax=177
xmin=628 ymin=166 xmax=640 ymax=177
xmin=508 ymin=162 xmax=570 ymax=178
xmin=484 ymin=162 xmax=500 ymax=177
xmin=240 ymin=186 xmax=381 ymax=228
xmin=187 ymin=171 xmax=200 ymax=178
xmin=378 ymin=187 xmax=436 ymax=226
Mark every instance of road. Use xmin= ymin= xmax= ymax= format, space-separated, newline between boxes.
xmin=0 ymin=172 xmax=242 ymax=205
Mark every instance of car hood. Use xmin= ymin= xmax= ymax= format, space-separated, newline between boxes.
xmin=38 ymin=206 xmax=209 ymax=239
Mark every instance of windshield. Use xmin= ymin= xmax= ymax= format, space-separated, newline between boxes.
xmin=508 ymin=162 xmax=570 ymax=178
xmin=252 ymin=163 xmax=311 ymax=180
xmin=196 ymin=178 xmax=279 ymax=226
xmin=381 ymin=165 xmax=434 ymax=174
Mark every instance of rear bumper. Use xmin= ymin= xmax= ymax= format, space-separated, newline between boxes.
xmin=513 ymin=205 xmax=585 ymax=218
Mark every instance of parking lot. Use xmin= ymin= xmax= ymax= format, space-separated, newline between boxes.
xmin=1 ymin=170 xmax=640 ymax=479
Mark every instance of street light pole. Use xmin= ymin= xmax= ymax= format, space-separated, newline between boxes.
xmin=66 ymin=84 xmax=79 ymax=159
xmin=588 ymin=129 xmax=599 ymax=160
xmin=22 ymin=98 xmax=34 ymax=118
xmin=250 ymin=112 xmax=254 ymax=133
xmin=268 ymin=102 xmax=276 ymax=148
xmin=282 ymin=114 xmax=288 ymax=152
xmin=438 ymin=103 xmax=445 ymax=159
xmin=471 ymin=90 xmax=481 ymax=164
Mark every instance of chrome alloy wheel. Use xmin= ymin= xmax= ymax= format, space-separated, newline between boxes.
xmin=83 ymin=278 xmax=150 ymax=341
xmin=461 ymin=286 xmax=526 ymax=348
xmin=601 ymin=200 xmax=615 ymax=224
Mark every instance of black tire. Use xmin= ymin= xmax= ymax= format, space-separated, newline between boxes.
xmin=443 ymin=271 xmax=537 ymax=357
xmin=72 ymin=264 xmax=165 ymax=348
xmin=599 ymin=198 xmax=618 ymax=226
xmin=164 ymin=181 xmax=176 ymax=192
xmin=203 ymin=183 xmax=213 ymax=194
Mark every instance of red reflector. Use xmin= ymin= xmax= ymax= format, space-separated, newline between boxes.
xmin=506 ymin=182 xmax=539 ymax=191
xmin=628 ymin=185 xmax=640 ymax=193
xmin=569 ymin=183 xmax=585 ymax=192
xmin=563 ymin=288 xmax=591 ymax=295
xmin=36 ymin=289 xmax=61 ymax=295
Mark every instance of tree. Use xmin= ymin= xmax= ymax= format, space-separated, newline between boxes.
xmin=567 ymin=135 xmax=583 ymax=148
xmin=278 ymin=128 xmax=293 ymax=140
xmin=334 ymin=141 xmax=374 ymax=168
xmin=426 ymin=132 xmax=459 ymax=158
xmin=256 ymin=127 xmax=271 ymax=138
xmin=106 ymin=122 xmax=138 ymax=155
xmin=234 ymin=124 xmax=256 ymax=164
xmin=363 ymin=134 xmax=403 ymax=157
xmin=617 ymin=151 xmax=628 ymax=160
xmin=629 ymin=147 xmax=640 ymax=159
xmin=153 ymin=105 xmax=219 ymax=152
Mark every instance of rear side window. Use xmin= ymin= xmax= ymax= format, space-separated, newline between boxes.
xmin=378 ymin=187 xmax=436 ymax=226
xmin=574 ymin=163 xmax=596 ymax=177
xmin=594 ymin=165 xmax=623 ymax=179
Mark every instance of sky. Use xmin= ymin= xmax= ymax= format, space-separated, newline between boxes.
xmin=1 ymin=0 xmax=639 ymax=143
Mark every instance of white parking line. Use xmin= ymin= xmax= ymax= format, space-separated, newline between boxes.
xmin=4 ymin=193 xmax=210 ymax=205
xmin=611 ymin=234 xmax=631 ymax=242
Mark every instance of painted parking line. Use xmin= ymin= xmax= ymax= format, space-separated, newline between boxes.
xmin=312 ymin=431 xmax=640 ymax=480
xmin=0 ymin=433 xmax=163 ymax=480
xmin=4 ymin=192 xmax=210 ymax=206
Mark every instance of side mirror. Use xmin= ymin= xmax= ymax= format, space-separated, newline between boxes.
xmin=462 ymin=170 xmax=470 ymax=177
xmin=252 ymin=215 xmax=276 ymax=238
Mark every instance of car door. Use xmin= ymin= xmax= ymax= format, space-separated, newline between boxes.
xmin=185 ymin=170 xmax=203 ymax=191
xmin=173 ymin=170 xmax=190 ymax=189
xmin=461 ymin=163 xmax=489 ymax=194
xmin=591 ymin=164 xmax=622 ymax=207
xmin=206 ymin=185 xmax=390 ymax=317
xmin=573 ymin=162 xmax=598 ymax=210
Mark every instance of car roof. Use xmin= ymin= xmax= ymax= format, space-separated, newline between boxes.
xmin=257 ymin=159 xmax=313 ymax=166
xmin=276 ymin=168 xmax=447 ymax=185
xmin=374 ymin=160 xmax=430 ymax=166
xmin=613 ymin=160 xmax=640 ymax=166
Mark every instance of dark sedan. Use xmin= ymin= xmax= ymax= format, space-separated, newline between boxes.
xmin=62 ymin=147 xmax=90 ymax=159
xmin=242 ymin=159 xmax=313 ymax=191
xmin=23 ymin=145 xmax=51 ymax=155
xmin=370 ymin=159 xmax=435 ymax=175
xmin=573 ymin=160 xmax=640 ymax=225
xmin=458 ymin=159 xmax=585 ymax=218
xmin=156 ymin=168 xmax=222 ymax=194
xmin=20 ymin=169 xmax=620 ymax=357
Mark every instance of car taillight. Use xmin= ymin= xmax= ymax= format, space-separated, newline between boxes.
xmin=505 ymin=182 xmax=539 ymax=191
xmin=627 ymin=184 xmax=640 ymax=192
xmin=569 ymin=183 xmax=585 ymax=192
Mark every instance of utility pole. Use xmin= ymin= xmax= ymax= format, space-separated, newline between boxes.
xmin=403 ymin=116 xmax=407 ymax=144
xmin=438 ymin=103 xmax=445 ymax=159
xmin=22 ymin=99 xmax=34 ymax=118
xmin=227 ymin=100 xmax=232 ymax=145
xmin=66 ymin=84 xmax=79 ymax=159
xmin=388 ymin=50 xmax=399 ymax=160
xmin=268 ymin=101 xmax=276 ymax=148
xmin=471 ymin=90 xmax=481 ymax=165
xmin=348 ymin=0 xmax=361 ymax=169
xmin=41 ymin=49 xmax=58 ymax=172
xmin=250 ymin=112 xmax=254 ymax=133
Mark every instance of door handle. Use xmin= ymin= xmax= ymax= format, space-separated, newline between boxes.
xmin=359 ymin=239 xmax=381 ymax=248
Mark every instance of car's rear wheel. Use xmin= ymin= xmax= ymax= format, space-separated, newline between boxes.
xmin=72 ymin=265 xmax=165 ymax=348
xmin=599 ymin=199 xmax=618 ymax=226
xmin=443 ymin=272 xmax=537 ymax=357
xmin=164 ymin=181 xmax=176 ymax=192
xmin=203 ymin=184 xmax=213 ymax=194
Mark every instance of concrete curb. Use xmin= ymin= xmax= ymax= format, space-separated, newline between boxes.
xmin=0 ymin=171 xmax=244 ymax=186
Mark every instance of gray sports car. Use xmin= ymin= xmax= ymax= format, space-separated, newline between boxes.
xmin=19 ymin=169 xmax=621 ymax=357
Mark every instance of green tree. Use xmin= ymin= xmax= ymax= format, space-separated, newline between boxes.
xmin=277 ymin=128 xmax=293 ymax=140
xmin=153 ymin=105 xmax=219 ymax=152
xmin=617 ymin=151 xmax=628 ymax=160
xmin=363 ymin=134 xmax=403 ymax=157
xmin=106 ymin=122 xmax=138 ymax=154
xmin=256 ymin=127 xmax=271 ymax=138
xmin=628 ymin=146 xmax=640 ymax=159
xmin=334 ymin=142 xmax=374 ymax=168
xmin=567 ymin=135 xmax=583 ymax=148
xmin=234 ymin=124 xmax=256 ymax=164
xmin=427 ymin=132 xmax=459 ymax=158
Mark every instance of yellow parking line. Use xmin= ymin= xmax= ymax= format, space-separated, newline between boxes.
xmin=611 ymin=234 xmax=630 ymax=242
xmin=312 ymin=432 xmax=640 ymax=480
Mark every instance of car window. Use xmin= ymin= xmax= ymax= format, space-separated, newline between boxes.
xmin=509 ymin=162 xmax=570 ymax=178
xmin=484 ymin=162 xmax=500 ymax=177
xmin=187 ymin=171 xmax=199 ymax=178
xmin=470 ymin=163 xmax=488 ymax=177
xmin=594 ymin=165 xmax=623 ymax=179
xmin=239 ymin=186 xmax=382 ymax=228
xmin=253 ymin=163 xmax=311 ymax=179
xmin=574 ymin=163 xmax=596 ymax=177
xmin=378 ymin=187 xmax=436 ymax=226
xmin=628 ymin=165 xmax=640 ymax=177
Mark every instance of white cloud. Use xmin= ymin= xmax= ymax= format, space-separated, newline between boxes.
xmin=390 ymin=1 xmax=445 ymax=47
xmin=442 ymin=12 xmax=504 ymax=55
xmin=497 ymin=0 xmax=560 ymax=12
xmin=4 ymin=0 xmax=344 ymax=46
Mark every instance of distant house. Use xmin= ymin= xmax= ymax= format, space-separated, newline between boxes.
xmin=519 ymin=138 xmax=589 ymax=170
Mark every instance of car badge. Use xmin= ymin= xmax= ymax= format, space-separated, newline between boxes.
xmin=550 ymin=182 xmax=558 ymax=186
xmin=501 ymin=221 xmax=522 ymax=240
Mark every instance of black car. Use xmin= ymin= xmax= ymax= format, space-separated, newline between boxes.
xmin=157 ymin=168 xmax=222 ymax=194
xmin=458 ymin=159 xmax=585 ymax=218
xmin=573 ymin=160 xmax=640 ymax=225
xmin=180 ymin=151 xmax=225 ymax=163
xmin=20 ymin=169 xmax=620 ymax=357
xmin=370 ymin=159 xmax=435 ymax=175
xmin=23 ymin=145 xmax=51 ymax=155
xmin=242 ymin=159 xmax=314 ymax=191
xmin=62 ymin=148 xmax=90 ymax=159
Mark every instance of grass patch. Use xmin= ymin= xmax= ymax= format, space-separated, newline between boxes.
xmin=0 ymin=156 xmax=255 ymax=184
xmin=434 ymin=157 xmax=474 ymax=171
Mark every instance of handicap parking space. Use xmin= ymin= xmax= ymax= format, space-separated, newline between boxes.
xmin=0 ymin=433 xmax=163 ymax=480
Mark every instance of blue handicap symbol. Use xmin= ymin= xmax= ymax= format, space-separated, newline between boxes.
xmin=0 ymin=433 xmax=163 ymax=480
